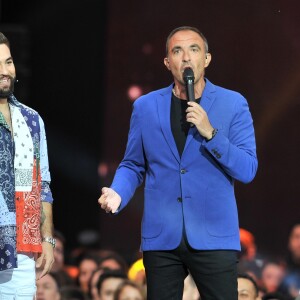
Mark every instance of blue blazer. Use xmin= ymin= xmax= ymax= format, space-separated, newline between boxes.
xmin=111 ymin=79 xmax=258 ymax=251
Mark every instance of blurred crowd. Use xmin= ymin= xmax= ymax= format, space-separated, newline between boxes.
xmin=38 ymin=222 xmax=300 ymax=300
xmin=236 ymin=223 xmax=300 ymax=300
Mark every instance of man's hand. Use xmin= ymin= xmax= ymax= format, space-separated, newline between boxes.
xmin=98 ymin=187 xmax=121 ymax=214
xmin=186 ymin=101 xmax=214 ymax=140
xmin=36 ymin=241 xmax=54 ymax=280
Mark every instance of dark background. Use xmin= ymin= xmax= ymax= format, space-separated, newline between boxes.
xmin=1 ymin=0 xmax=300 ymax=263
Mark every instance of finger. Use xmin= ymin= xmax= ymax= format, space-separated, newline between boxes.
xmin=105 ymin=205 xmax=112 ymax=213
xmin=101 ymin=202 xmax=108 ymax=210
xmin=186 ymin=112 xmax=197 ymax=120
xmin=35 ymin=255 xmax=43 ymax=268
xmin=186 ymin=107 xmax=200 ymax=115
xmin=38 ymin=261 xmax=51 ymax=280
xmin=102 ymin=187 xmax=109 ymax=195
xmin=98 ymin=194 xmax=107 ymax=205
xmin=187 ymin=101 xmax=198 ymax=107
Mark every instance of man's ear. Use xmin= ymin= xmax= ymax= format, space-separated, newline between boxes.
xmin=205 ymin=53 xmax=212 ymax=68
xmin=164 ymin=57 xmax=171 ymax=70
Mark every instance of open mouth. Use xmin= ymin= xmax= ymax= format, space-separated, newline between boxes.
xmin=181 ymin=66 xmax=193 ymax=73
xmin=0 ymin=77 xmax=11 ymax=87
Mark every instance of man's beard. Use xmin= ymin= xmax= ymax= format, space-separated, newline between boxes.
xmin=0 ymin=76 xmax=16 ymax=98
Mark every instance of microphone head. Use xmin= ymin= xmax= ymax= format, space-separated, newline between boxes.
xmin=183 ymin=67 xmax=194 ymax=83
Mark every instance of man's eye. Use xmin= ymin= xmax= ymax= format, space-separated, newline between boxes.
xmin=239 ymin=293 xmax=249 ymax=298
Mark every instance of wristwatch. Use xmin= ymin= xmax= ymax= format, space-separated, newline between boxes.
xmin=205 ymin=128 xmax=218 ymax=142
xmin=42 ymin=236 xmax=56 ymax=248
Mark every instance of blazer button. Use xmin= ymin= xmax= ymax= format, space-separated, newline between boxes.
xmin=177 ymin=197 xmax=182 ymax=202
xmin=180 ymin=169 xmax=186 ymax=174
xmin=216 ymin=154 xmax=221 ymax=159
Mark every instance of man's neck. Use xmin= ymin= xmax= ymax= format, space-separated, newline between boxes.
xmin=173 ymin=78 xmax=206 ymax=100
xmin=0 ymin=99 xmax=9 ymax=113
xmin=0 ymin=98 xmax=12 ymax=132
xmin=0 ymin=98 xmax=11 ymax=116
xmin=0 ymin=98 xmax=8 ymax=105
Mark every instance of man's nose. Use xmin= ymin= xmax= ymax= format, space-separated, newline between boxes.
xmin=0 ymin=63 xmax=9 ymax=75
xmin=182 ymin=51 xmax=191 ymax=62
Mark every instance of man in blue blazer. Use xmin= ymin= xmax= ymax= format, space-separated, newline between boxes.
xmin=99 ymin=26 xmax=258 ymax=300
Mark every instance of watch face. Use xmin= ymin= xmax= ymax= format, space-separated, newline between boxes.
xmin=43 ymin=237 xmax=56 ymax=248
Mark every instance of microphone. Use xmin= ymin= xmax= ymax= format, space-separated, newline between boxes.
xmin=183 ymin=67 xmax=195 ymax=102
xmin=183 ymin=68 xmax=195 ymax=127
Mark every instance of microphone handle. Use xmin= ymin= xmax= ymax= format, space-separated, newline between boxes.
xmin=186 ymin=80 xmax=195 ymax=102
xmin=186 ymin=80 xmax=195 ymax=127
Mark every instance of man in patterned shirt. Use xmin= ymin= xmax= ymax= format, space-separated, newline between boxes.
xmin=0 ymin=32 xmax=55 ymax=299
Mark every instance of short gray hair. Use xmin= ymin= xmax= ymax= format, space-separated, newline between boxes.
xmin=165 ymin=26 xmax=209 ymax=56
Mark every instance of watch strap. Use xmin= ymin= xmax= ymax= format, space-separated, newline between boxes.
xmin=42 ymin=236 xmax=56 ymax=248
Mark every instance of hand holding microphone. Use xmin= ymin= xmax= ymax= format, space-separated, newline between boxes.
xmin=183 ymin=68 xmax=215 ymax=138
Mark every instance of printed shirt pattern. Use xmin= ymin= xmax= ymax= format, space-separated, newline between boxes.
xmin=0 ymin=95 xmax=53 ymax=271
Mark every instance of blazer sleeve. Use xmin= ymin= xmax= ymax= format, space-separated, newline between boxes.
xmin=111 ymin=100 xmax=146 ymax=210
xmin=203 ymin=96 xmax=258 ymax=184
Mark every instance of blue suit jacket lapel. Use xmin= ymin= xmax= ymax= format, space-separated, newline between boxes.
xmin=157 ymin=85 xmax=181 ymax=163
